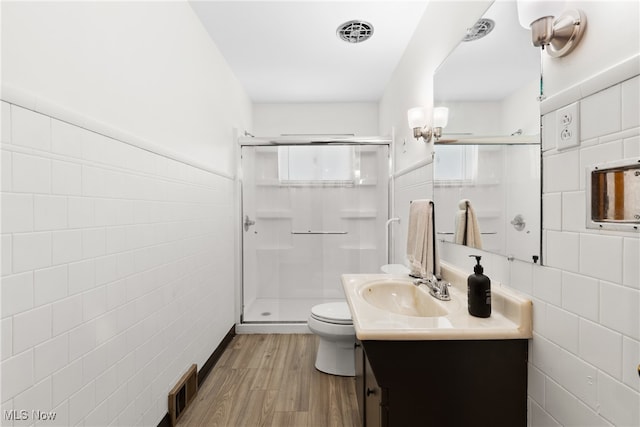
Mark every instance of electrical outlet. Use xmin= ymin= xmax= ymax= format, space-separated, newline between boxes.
xmin=556 ymin=102 xmax=580 ymax=150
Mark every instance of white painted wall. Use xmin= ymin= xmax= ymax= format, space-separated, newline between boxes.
xmin=253 ymin=103 xmax=378 ymax=136
xmin=2 ymin=1 xmax=252 ymax=175
xmin=543 ymin=1 xmax=640 ymax=98
xmin=379 ymin=0 xmax=493 ymax=171
xmin=437 ymin=78 xmax=540 ymax=138
xmin=1 ymin=2 xmax=250 ymax=426
xmin=439 ymin=101 xmax=503 ymax=136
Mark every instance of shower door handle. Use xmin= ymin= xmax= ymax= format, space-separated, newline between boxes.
xmin=243 ymin=215 xmax=255 ymax=232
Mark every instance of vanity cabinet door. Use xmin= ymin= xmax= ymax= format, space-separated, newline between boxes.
xmin=354 ymin=341 xmax=365 ymax=424
xmin=364 ymin=355 xmax=382 ymax=427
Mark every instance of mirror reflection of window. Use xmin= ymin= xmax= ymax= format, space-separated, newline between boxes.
xmin=434 ymin=145 xmax=478 ymax=183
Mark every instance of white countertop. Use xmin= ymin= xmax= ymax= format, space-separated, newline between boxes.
xmin=342 ymin=263 xmax=533 ymax=341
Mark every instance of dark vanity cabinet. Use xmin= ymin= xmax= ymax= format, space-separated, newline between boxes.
xmin=354 ymin=339 xmax=528 ymax=427
xmin=355 ymin=340 xmax=386 ymax=426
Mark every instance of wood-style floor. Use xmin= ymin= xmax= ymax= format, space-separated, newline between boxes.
xmin=177 ymin=334 xmax=361 ymax=427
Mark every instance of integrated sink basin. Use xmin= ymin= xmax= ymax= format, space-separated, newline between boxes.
xmin=360 ymin=280 xmax=454 ymax=317
xmin=342 ymin=263 xmax=533 ymax=340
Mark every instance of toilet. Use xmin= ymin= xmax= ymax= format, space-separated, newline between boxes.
xmin=380 ymin=263 xmax=410 ymax=274
xmin=307 ymin=301 xmax=355 ymax=376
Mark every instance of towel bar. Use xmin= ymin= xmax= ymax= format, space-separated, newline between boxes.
xmin=291 ymin=231 xmax=348 ymax=235
xmin=437 ymin=232 xmax=497 ymax=235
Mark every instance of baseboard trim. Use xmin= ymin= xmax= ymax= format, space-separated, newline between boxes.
xmin=198 ymin=325 xmax=236 ymax=386
xmin=157 ymin=412 xmax=171 ymax=427
xmin=157 ymin=324 xmax=236 ymax=427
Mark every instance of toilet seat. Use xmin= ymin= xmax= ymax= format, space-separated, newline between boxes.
xmin=308 ymin=301 xmax=356 ymax=376
xmin=310 ymin=302 xmax=352 ymax=325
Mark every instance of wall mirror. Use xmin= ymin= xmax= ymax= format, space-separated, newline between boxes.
xmin=433 ymin=0 xmax=542 ymax=263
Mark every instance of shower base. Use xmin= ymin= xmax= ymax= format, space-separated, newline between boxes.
xmin=242 ymin=297 xmax=344 ymax=323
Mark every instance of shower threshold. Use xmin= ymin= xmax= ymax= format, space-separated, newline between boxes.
xmin=243 ymin=297 xmax=344 ymax=323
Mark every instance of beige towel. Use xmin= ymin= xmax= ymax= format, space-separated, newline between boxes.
xmin=406 ymin=199 xmax=440 ymax=279
xmin=454 ymin=199 xmax=482 ymax=249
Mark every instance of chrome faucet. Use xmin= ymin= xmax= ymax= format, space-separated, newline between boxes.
xmin=413 ymin=276 xmax=451 ymax=301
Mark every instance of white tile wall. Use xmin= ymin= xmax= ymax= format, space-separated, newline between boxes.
xmin=624 ymin=134 xmax=640 ymax=157
xmin=442 ymin=74 xmax=640 ymax=426
xmin=544 ymin=378 xmax=608 ymax=427
xmin=543 ymin=149 xmax=580 ymax=193
xmin=580 ymin=85 xmax=621 ymax=141
xmin=12 ymin=152 xmax=51 ymax=194
xmin=579 ymin=140 xmax=624 ymax=190
xmin=11 ymin=106 xmax=51 ymax=152
xmin=542 ymin=192 xmax=562 ymax=231
xmin=621 ymin=76 xmax=639 ymax=130
xmin=537 ymin=77 xmax=640 ymax=425
xmin=1 ymin=102 xmax=236 ymax=426
xmin=623 ymin=237 xmax=640 ymax=289
xmin=600 ymin=281 xmax=639 ymax=340
xmin=545 ymin=230 xmax=579 ymax=272
xmin=579 ymin=319 xmax=622 ymax=380
xmin=544 ymin=305 xmax=579 ymax=354
xmin=597 ymin=371 xmax=640 ymax=427
xmin=561 ymin=271 xmax=599 ymax=321
xmin=622 ymin=337 xmax=640 ymax=392
xmin=1 ymin=150 xmax=12 ymax=192
xmin=532 ymin=264 xmax=561 ymax=306
xmin=561 ymin=191 xmax=585 ymax=233
xmin=1 ymin=102 xmax=11 ymax=144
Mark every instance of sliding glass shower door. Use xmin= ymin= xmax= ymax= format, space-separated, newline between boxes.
xmin=241 ymin=144 xmax=389 ymax=322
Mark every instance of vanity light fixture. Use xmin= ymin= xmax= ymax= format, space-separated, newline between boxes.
xmin=407 ymin=106 xmax=449 ymax=142
xmin=517 ymin=0 xmax=586 ymax=58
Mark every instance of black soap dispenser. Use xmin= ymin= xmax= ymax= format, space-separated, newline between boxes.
xmin=467 ymin=255 xmax=491 ymax=318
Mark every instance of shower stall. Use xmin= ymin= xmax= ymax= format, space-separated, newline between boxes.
xmin=240 ymin=140 xmax=389 ymax=323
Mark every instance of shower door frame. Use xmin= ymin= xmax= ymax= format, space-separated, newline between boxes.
xmin=237 ymin=137 xmax=392 ymax=325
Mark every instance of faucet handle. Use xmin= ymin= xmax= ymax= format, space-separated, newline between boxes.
xmin=439 ymin=281 xmax=450 ymax=299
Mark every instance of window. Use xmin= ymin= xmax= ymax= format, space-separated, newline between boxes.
xmin=278 ymin=146 xmax=354 ymax=184
xmin=434 ymin=145 xmax=478 ymax=183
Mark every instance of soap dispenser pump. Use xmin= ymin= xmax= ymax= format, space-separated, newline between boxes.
xmin=467 ymin=255 xmax=491 ymax=318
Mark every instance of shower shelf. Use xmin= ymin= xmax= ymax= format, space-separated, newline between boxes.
xmin=339 ymin=245 xmax=377 ymax=250
xmin=291 ymin=231 xmax=347 ymax=235
xmin=355 ymin=178 xmax=377 ymax=186
xmin=341 ymin=210 xmax=377 ymax=218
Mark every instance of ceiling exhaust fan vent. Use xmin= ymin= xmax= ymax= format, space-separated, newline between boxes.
xmin=463 ymin=18 xmax=495 ymax=42
xmin=337 ymin=20 xmax=374 ymax=44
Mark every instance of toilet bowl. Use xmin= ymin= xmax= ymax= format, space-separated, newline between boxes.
xmin=307 ymin=301 xmax=355 ymax=377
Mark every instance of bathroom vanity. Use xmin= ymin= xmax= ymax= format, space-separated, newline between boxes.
xmin=354 ymin=338 xmax=528 ymax=426
xmin=342 ymin=264 xmax=533 ymax=427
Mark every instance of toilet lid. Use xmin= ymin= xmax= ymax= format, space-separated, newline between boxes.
xmin=311 ymin=302 xmax=353 ymax=325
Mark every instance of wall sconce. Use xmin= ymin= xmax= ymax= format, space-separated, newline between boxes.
xmin=517 ymin=0 xmax=586 ymax=58
xmin=407 ymin=107 xmax=449 ymax=142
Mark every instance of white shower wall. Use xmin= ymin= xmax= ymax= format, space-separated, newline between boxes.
xmin=241 ymin=145 xmax=388 ymax=322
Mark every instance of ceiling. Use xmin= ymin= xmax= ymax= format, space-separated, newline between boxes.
xmin=189 ymin=1 xmax=429 ymax=103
